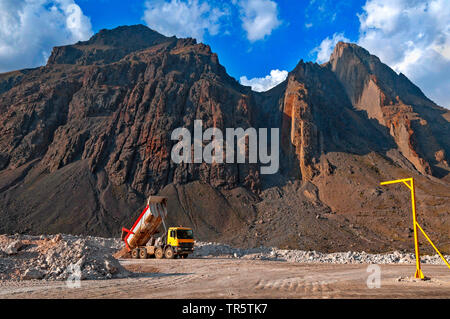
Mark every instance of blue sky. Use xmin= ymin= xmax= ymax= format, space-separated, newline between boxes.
xmin=1 ymin=0 xmax=449 ymax=108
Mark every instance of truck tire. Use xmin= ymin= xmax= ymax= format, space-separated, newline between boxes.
xmin=164 ymin=247 xmax=175 ymax=259
xmin=139 ymin=248 xmax=148 ymax=259
xmin=155 ymin=247 xmax=164 ymax=259
xmin=131 ymin=248 xmax=140 ymax=259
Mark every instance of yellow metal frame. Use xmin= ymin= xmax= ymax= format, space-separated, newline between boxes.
xmin=380 ymin=177 xmax=450 ymax=279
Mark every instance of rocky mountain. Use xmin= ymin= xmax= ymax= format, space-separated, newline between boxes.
xmin=329 ymin=42 xmax=450 ymax=177
xmin=0 ymin=25 xmax=448 ymax=253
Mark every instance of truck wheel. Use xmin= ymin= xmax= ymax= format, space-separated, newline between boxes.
xmin=131 ymin=248 xmax=140 ymax=259
xmin=139 ymin=248 xmax=148 ymax=259
xmin=164 ymin=247 xmax=175 ymax=259
xmin=155 ymin=247 xmax=164 ymax=259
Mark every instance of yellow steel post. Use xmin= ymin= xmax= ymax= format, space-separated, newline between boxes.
xmin=380 ymin=177 xmax=424 ymax=279
xmin=409 ymin=178 xmax=424 ymax=279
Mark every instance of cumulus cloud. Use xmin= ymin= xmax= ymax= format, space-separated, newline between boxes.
xmin=143 ymin=0 xmax=228 ymax=42
xmin=357 ymin=0 xmax=450 ymax=107
xmin=237 ymin=0 xmax=282 ymax=42
xmin=0 ymin=0 xmax=93 ymax=73
xmin=142 ymin=0 xmax=282 ymax=43
xmin=312 ymin=32 xmax=349 ymax=63
xmin=311 ymin=0 xmax=450 ymax=107
xmin=240 ymin=69 xmax=288 ymax=92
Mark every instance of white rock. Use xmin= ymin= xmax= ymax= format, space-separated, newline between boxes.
xmin=5 ymin=240 xmax=22 ymax=255
xmin=104 ymin=259 xmax=118 ymax=274
xmin=23 ymin=268 xmax=45 ymax=280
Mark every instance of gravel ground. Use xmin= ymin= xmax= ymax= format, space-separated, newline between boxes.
xmin=1 ymin=234 xmax=448 ymax=283
xmin=1 ymin=260 xmax=449 ymax=299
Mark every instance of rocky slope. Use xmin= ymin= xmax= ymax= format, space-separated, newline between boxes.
xmin=0 ymin=25 xmax=448 ymax=253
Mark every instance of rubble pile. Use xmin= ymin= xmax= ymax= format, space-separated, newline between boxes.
xmin=0 ymin=234 xmax=128 ymax=281
xmin=193 ymin=242 xmax=450 ymax=265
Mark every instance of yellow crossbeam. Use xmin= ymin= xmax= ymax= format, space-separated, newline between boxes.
xmin=380 ymin=178 xmax=412 ymax=186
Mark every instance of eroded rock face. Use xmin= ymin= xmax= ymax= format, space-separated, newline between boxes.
xmin=40 ymin=34 xmax=258 ymax=195
xmin=328 ymin=42 xmax=450 ymax=176
xmin=279 ymin=59 xmax=393 ymax=181
xmin=0 ymin=25 xmax=261 ymax=239
xmin=0 ymin=26 xmax=448 ymax=252
xmin=281 ymin=66 xmax=319 ymax=180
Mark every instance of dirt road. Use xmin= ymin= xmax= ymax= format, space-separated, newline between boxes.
xmin=1 ymin=258 xmax=449 ymax=298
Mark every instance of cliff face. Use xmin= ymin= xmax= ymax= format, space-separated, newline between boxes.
xmin=279 ymin=59 xmax=396 ymax=181
xmin=328 ymin=42 xmax=450 ymax=176
xmin=0 ymin=26 xmax=448 ymax=253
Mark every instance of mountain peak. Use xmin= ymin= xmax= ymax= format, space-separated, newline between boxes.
xmin=327 ymin=41 xmax=449 ymax=177
xmin=46 ymin=25 xmax=176 ymax=66
xmin=330 ymin=41 xmax=378 ymax=65
xmin=329 ymin=40 xmax=430 ymax=106
xmin=83 ymin=24 xmax=171 ymax=48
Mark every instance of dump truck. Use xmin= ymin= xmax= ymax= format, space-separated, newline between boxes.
xmin=114 ymin=196 xmax=195 ymax=259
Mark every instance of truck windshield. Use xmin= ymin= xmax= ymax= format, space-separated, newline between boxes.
xmin=177 ymin=229 xmax=193 ymax=239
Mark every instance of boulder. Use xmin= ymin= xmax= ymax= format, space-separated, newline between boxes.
xmin=5 ymin=240 xmax=22 ymax=255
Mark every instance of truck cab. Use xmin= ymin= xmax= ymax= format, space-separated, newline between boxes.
xmin=167 ymin=227 xmax=194 ymax=258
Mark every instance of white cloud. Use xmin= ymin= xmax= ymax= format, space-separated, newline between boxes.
xmin=0 ymin=0 xmax=93 ymax=73
xmin=240 ymin=69 xmax=288 ymax=92
xmin=237 ymin=0 xmax=282 ymax=42
xmin=311 ymin=0 xmax=450 ymax=108
xmin=142 ymin=0 xmax=282 ymax=43
xmin=313 ymin=32 xmax=349 ymax=63
xmin=357 ymin=0 xmax=450 ymax=108
xmin=143 ymin=0 xmax=228 ymax=42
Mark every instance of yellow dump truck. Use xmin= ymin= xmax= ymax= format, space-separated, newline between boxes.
xmin=116 ymin=196 xmax=194 ymax=259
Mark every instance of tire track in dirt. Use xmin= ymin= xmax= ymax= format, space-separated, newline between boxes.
xmin=2 ymin=260 xmax=450 ymax=298
xmin=253 ymin=275 xmax=337 ymax=297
